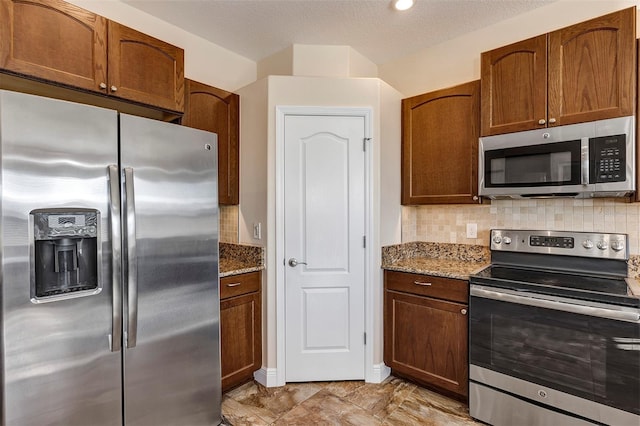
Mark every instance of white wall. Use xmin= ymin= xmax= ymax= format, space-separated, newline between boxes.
xmin=257 ymin=46 xmax=294 ymax=80
xmin=257 ymin=44 xmax=379 ymax=80
xmin=379 ymin=0 xmax=639 ymax=96
xmin=68 ymin=0 xmax=257 ymax=92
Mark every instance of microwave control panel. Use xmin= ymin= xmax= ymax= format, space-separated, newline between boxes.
xmin=589 ymin=134 xmax=626 ymax=183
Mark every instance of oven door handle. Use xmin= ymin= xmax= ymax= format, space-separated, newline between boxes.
xmin=471 ymin=287 xmax=640 ymax=323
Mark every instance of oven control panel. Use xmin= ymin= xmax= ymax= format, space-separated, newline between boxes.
xmin=490 ymin=229 xmax=628 ymax=259
xmin=529 ymin=235 xmax=574 ymax=249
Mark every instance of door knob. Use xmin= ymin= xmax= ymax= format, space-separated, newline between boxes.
xmin=288 ymin=258 xmax=307 ymax=267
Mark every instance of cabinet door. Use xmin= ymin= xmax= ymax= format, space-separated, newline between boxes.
xmin=0 ymin=0 xmax=107 ymax=91
xmin=384 ymin=289 xmax=468 ymax=398
xmin=220 ymin=277 xmax=261 ymax=392
xmin=183 ymin=80 xmax=240 ymax=205
xmin=402 ymin=80 xmax=480 ymax=205
xmin=107 ymin=21 xmax=184 ymax=112
xmin=480 ymin=35 xmax=547 ymax=136
xmin=548 ymin=7 xmax=635 ymax=126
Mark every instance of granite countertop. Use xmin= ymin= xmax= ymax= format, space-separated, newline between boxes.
xmin=382 ymin=241 xmax=490 ymax=280
xmin=219 ymin=242 xmax=264 ymax=277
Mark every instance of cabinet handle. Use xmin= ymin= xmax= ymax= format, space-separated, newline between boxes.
xmin=111 ymin=85 xmax=118 ymax=92
xmin=538 ymin=119 xmax=546 ymax=125
xmin=461 ymin=308 xmax=468 ymax=315
xmin=414 ymin=281 xmax=432 ymax=286
xmin=548 ymin=118 xmax=557 ymax=124
xmin=226 ymin=283 xmax=241 ymax=288
xmin=99 ymin=82 xmax=107 ymax=89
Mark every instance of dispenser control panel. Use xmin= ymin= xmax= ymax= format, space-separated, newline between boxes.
xmin=35 ymin=212 xmax=98 ymax=240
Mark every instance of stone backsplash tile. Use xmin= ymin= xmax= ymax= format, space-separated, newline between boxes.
xmin=220 ymin=242 xmax=263 ymax=266
xmin=382 ymin=241 xmax=490 ymax=264
xmin=403 ymin=198 xmax=640 ymax=254
xmin=220 ymin=205 xmax=239 ymax=243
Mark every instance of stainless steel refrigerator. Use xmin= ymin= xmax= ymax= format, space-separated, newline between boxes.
xmin=0 ymin=90 xmax=221 ymax=425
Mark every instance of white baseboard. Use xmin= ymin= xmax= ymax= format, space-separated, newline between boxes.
xmin=255 ymin=364 xmax=390 ymax=387
xmin=366 ymin=363 xmax=391 ymax=383
xmin=253 ymin=367 xmax=280 ymax=387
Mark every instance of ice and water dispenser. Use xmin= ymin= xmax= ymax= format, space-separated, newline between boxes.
xmin=30 ymin=209 xmax=101 ymax=302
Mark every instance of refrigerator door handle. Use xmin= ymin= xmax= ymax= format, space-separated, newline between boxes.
xmin=108 ymin=165 xmax=122 ymax=352
xmin=124 ymin=167 xmax=138 ymax=348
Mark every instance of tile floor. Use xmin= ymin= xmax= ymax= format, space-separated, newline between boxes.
xmin=222 ymin=376 xmax=482 ymax=425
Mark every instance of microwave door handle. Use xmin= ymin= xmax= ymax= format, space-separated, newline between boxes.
xmin=581 ymin=138 xmax=589 ymax=185
xmin=124 ymin=167 xmax=138 ymax=348
xmin=107 ymin=165 xmax=122 ymax=352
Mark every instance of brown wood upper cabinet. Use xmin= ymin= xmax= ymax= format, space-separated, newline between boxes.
xmin=481 ymin=7 xmax=636 ymax=136
xmin=401 ymin=80 xmax=480 ymax=205
xmin=183 ymin=79 xmax=239 ymax=205
xmin=107 ymin=22 xmax=184 ymax=112
xmin=0 ymin=0 xmax=185 ymax=112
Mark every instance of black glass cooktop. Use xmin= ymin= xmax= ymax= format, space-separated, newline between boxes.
xmin=470 ymin=265 xmax=639 ymax=308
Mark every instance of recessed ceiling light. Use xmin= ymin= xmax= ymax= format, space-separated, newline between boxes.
xmin=393 ymin=0 xmax=415 ymax=11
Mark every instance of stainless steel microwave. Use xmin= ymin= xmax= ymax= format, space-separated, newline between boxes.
xmin=479 ymin=116 xmax=635 ymax=198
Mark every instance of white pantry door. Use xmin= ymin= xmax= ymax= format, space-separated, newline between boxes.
xmin=284 ymin=114 xmax=366 ymax=382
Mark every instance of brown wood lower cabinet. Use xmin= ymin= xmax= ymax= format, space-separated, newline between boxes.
xmin=220 ymin=271 xmax=262 ymax=392
xmin=384 ymin=270 xmax=468 ymax=399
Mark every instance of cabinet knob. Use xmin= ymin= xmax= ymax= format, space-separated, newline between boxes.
xmin=111 ymin=86 xmax=118 ymax=92
xmin=548 ymin=118 xmax=557 ymax=124
xmin=472 ymin=195 xmax=479 ymax=201
xmin=538 ymin=119 xmax=546 ymax=125
xmin=99 ymin=82 xmax=107 ymax=89
xmin=461 ymin=308 xmax=467 ymax=315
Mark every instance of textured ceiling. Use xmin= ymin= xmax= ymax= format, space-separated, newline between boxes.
xmin=123 ymin=0 xmax=557 ymax=64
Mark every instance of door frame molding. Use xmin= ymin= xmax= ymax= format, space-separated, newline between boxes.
xmin=275 ymin=106 xmax=374 ymax=386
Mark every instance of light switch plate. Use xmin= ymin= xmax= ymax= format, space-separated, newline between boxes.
xmin=253 ymin=222 xmax=262 ymax=240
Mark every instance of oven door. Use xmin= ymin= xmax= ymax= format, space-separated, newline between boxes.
xmin=469 ymin=285 xmax=640 ymax=425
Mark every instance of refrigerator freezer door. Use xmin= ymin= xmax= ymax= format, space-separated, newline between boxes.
xmin=0 ymin=91 xmax=122 ymax=425
xmin=119 ymin=114 xmax=221 ymax=425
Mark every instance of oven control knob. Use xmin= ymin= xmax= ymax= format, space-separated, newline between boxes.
xmin=503 ymin=236 xmax=512 ymax=245
xmin=582 ymin=239 xmax=594 ymax=249
xmin=492 ymin=235 xmax=502 ymax=244
xmin=597 ymin=240 xmax=608 ymax=250
xmin=611 ymin=240 xmax=625 ymax=252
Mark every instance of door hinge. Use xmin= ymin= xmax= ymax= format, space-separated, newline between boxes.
xmin=364 ymin=332 xmax=367 ymax=345
xmin=363 ymin=137 xmax=371 ymax=151
xmin=363 ymin=236 xmax=366 ymax=248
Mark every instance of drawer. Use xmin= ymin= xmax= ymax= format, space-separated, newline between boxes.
xmin=220 ymin=271 xmax=261 ymax=300
xmin=384 ymin=270 xmax=468 ymax=303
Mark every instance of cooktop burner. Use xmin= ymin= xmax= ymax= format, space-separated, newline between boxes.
xmin=485 ymin=266 xmax=628 ymax=295
xmin=472 ymin=265 xmax=638 ymax=308
xmin=470 ymin=230 xmax=640 ymax=308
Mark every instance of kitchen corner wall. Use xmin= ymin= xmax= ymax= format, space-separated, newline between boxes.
xmin=402 ymin=199 xmax=640 ymax=254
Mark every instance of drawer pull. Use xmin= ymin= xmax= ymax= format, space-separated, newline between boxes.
xmin=413 ymin=281 xmax=432 ymax=286
xmin=226 ymin=283 xmax=242 ymax=288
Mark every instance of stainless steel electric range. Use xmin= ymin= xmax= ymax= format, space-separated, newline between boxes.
xmin=469 ymin=229 xmax=640 ymax=426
